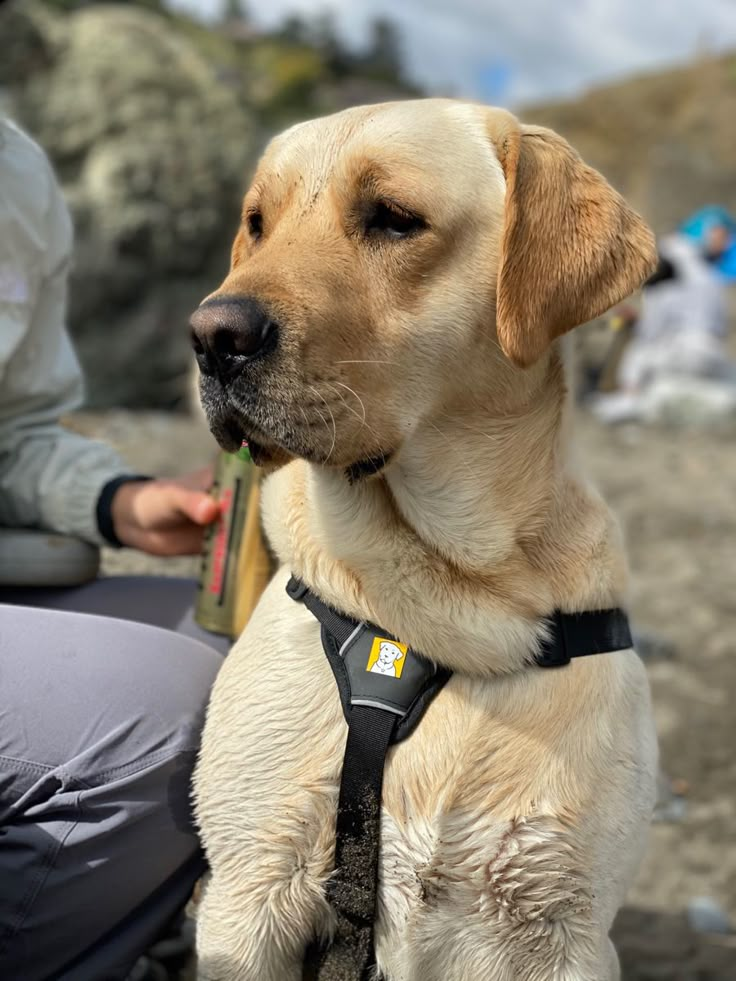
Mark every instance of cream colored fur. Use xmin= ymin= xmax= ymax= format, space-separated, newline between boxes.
xmin=193 ymin=100 xmax=659 ymax=981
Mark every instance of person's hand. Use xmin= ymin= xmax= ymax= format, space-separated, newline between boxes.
xmin=110 ymin=467 xmax=220 ymax=556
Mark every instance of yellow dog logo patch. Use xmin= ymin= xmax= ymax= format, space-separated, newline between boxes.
xmin=366 ymin=638 xmax=408 ymax=679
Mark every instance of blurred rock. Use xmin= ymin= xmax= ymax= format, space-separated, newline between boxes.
xmin=653 ymin=770 xmax=688 ymax=824
xmin=614 ymin=906 xmax=736 ymax=980
xmin=4 ymin=2 xmax=256 ymax=408
xmin=633 ymin=628 xmax=678 ymax=661
xmin=687 ymin=897 xmax=733 ymax=935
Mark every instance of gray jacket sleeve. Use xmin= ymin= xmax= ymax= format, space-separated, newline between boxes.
xmin=0 ymin=118 xmax=128 ymax=545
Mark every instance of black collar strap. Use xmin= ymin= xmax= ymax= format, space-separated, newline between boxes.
xmin=287 ymin=575 xmax=633 ymax=981
xmin=535 ymin=606 xmax=633 ymax=667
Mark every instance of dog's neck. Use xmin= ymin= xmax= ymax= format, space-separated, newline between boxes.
xmin=264 ymin=348 xmax=628 ymax=674
xmin=383 ymin=359 xmax=569 ymax=572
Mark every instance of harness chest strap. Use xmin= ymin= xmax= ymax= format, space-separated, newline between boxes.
xmin=286 ymin=575 xmax=633 ymax=981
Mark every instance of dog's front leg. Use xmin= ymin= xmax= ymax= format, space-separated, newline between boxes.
xmin=195 ymin=866 xmax=332 ymax=981
xmin=193 ymin=585 xmax=345 ymax=981
xmin=194 ymin=773 xmax=339 ymax=981
xmin=193 ymin=789 xmax=338 ymax=981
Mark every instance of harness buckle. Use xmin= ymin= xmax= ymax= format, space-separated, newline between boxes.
xmin=286 ymin=576 xmax=310 ymax=601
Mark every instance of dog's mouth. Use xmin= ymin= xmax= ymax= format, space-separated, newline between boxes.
xmin=202 ymin=383 xmax=394 ymax=477
xmin=344 ymin=452 xmax=393 ymax=483
xmin=210 ymin=407 xmax=393 ymax=479
xmin=210 ymin=411 xmax=289 ymax=468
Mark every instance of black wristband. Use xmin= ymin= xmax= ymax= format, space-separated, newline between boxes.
xmin=96 ymin=475 xmax=153 ymax=548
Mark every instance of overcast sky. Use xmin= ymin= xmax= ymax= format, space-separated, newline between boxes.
xmin=169 ymin=0 xmax=736 ymax=105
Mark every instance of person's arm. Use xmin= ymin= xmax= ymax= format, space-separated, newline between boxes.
xmin=0 ymin=119 xmax=218 ymax=553
xmin=0 ymin=118 xmax=127 ymax=544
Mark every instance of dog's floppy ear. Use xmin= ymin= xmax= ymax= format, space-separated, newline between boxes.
xmin=489 ymin=113 xmax=657 ymax=368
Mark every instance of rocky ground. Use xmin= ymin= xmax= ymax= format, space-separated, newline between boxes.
xmin=70 ymin=405 xmax=736 ymax=980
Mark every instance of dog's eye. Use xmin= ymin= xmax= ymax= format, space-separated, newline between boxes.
xmin=365 ymin=202 xmax=426 ymax=240
xmin=246 ymin=210 xmax=263 ymax=242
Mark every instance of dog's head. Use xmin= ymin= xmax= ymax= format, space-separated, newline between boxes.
xmin=191 ymin=100 xmax=655 ymax=471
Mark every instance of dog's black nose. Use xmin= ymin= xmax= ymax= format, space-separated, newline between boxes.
xmin=190 ymin=297 xmax=278 ymax=380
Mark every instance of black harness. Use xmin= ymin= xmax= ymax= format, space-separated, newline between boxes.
xmin=286 ymin=575 xmax=633 ymax=981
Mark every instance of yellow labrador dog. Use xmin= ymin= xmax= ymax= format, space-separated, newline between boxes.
xmin=191 ymin=100 xmax=659 ymax=981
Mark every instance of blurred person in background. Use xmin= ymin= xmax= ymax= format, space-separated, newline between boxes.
xmin=0 ymin=110 xmax=226 ymax=980
xmin=594 ymin=207 xmax=736 ymax=422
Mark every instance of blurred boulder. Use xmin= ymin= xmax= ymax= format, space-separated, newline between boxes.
xmin=687 ymin=896 xmax=733 ymax=936
xmin=4 ymin=2 xmax=255 ymax=408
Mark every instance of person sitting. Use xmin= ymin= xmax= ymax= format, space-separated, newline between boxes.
xmin=593 ymin=208 xmax=735 ymax=423
xmin=0 ymin=116 xmax=224 ymax=980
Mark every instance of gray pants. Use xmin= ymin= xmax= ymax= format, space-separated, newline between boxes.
xmin=0 ymin=579 xmax=227 ymax=980
xmin=1 ymin=576 xmax=232 ymax=656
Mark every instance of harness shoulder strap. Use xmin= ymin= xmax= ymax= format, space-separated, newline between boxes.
xmin=288 ymin=576 xmax=450 ymax=980
xmin=303 ymin=704 xmax=395 ymax=981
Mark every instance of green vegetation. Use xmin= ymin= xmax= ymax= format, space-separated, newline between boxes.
xmin=37 ymin=0 xmax=418 ymax=127
xmin=41 ymin=0 xmax=168 ymax=10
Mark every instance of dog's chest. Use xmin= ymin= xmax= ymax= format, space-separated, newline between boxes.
xmin=210 ymin=572 xmax=602 ymax=822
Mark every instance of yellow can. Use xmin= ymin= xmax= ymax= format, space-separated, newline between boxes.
xmin=194 ymin=445 xmax=254 ymax=637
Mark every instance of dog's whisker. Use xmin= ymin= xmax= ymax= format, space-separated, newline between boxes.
xmin=333 ymin=382 xmax=367 ymax=427
xmin=433 ymin=409 xmax=504 ymax=443
xmin=333 ymin=360 xmax=398 ymax=366
xmin=324 ymin=383 xmax=388 ymax=461
xmin=310 ymin=386 xmax=337 ymax=463
xmin=297 ymin=405 xmax=313 ymax=452
xmin=309 ymin=402 xmax=331 ymax=461
xmin=323 ymin=383 xmax=360 ymax=424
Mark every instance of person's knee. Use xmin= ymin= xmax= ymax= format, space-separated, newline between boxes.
xmin=111 ymin=621 xmax=222 ymax=767
xmin=0 ymin=606 xmax=222 ymax=786
xmin=0 ymin=607 xmax=220 ymax=981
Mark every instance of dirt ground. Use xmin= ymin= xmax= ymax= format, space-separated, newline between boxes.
xmin=70 ymin=405 xmax=736 ymax=980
